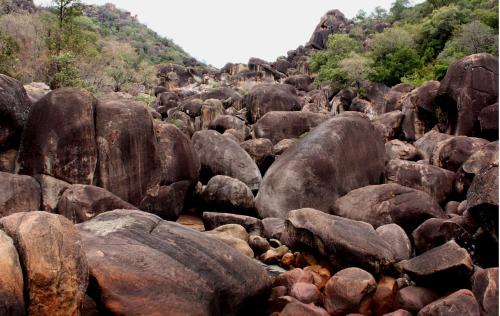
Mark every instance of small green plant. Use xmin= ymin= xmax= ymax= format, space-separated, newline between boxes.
xmin=136 ymin=94 xmax=155 ymax=107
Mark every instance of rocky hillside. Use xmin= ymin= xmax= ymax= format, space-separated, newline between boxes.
xmin=0 ymin=2 xmax=499 ymax=316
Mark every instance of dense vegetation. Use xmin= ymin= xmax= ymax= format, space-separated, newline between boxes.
xmin=310 ymin=0 xmax=499 ymax=88
xmin=0 ymin=0 xmax=189 ymax=94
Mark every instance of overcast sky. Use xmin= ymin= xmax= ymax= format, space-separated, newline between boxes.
xmin=34 ymin=0 xmax=422 ymax=67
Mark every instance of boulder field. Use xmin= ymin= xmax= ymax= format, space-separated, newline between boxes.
xmin=0 ymin=8 xmax=498 ymax=316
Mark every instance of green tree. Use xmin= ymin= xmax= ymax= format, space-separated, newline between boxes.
xmin=338 ymin=53 xmax=374 ymax=87
xmin=456 ymin=20 xmax=498 ymax=55
xmin=390 ymin=0 xmax=411 ymax=22
xmin=50 ymin=52 xmax=82 ymax=88
xmin=0 ymin=31 xmax=19 ymax=75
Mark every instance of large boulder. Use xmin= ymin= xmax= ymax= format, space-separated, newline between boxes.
xmin=400 ymin=81 xmax=440 ymax=141
xmin=0 ymin=172 xmax=40 ymax=218
xmin=95 ymin=96 xmax=161 ymax=206
xmin=478 ymin=103 xmax=498 ymax=140
xmin=418 ymin=289 xmax=480 ymax=316
xmin=253 ymin=111 xmax=328 ymax=144
xmin=57 ymin=184 xmax=138 ymax=223
xmin=435 ymin=53 xmax=498 ymax=137
xmin=77 ymin=209 xmax=271 ymax=315
xmin=202 ymin=175 xmax=255 ymax=214
xmin=386 ymin=160 xmax=455 ymax=204
xmin=282 ymin=208 xmax=395 ymax=274
xmin=401 ymin=240 xmax=474 ymax=289
xmin=240 ymin=138 xmax=274 ymax=173
xmin=414 ymin=130 xmax=453 ymax=162
xmin=154 ymin=122 xmax=200 ymax=186
xmin=18 ymin=88 xmax=98 ymax=184
xmin=0 ymin=230 xmax=24 ymax=315
xmin=256 ymin=113 xmax=385 ymax=218
xmin=455 ymin=141 xmax=498 ymax=196
xmin=376 ymin=224 xmax=412 ymax=261
xmin=466 ymin=164 xmax=499 ymax=241
xmin=244 ymin=84 xmax=301 ymax=123
xmin=333 ymin=184 xmax=445 ymax=232
xmin=192 ymin=130 xmax=262 ymax=190
xmin=471 ymin=267 xmax=499 ymax=316
xmin=0 ymin=212 xmax=88 ymax=316
xmin=308 ymin=9 xmax=351 ymax=50
xmin=430 ymin=136 xmax=489 ymax=172
xmin=373 ymin=110 xmax=404 ymax=141
xmin=200 ymin=87 xmax=243 ymax=109
xmin=0 ymin=74 xmax=32 ymax=149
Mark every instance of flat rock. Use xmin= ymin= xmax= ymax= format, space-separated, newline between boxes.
xmin=0 ymin=172 xmax=40 ymax=218
xmin=202 ymin=212 xmax=263 ymax=236
xmin=333 ymin=183 xmax=445 ymax=232
xmin=0 ymin=212 xmax=88 ymax=316
xmin=386 ymin=159 xmax=455 ymax=204
xmin=401 ymin=241 xmax=474 ymax=288
xmin=282 ymin=208 xmax=395 ymax=273
xmin=77 ymin=209 xmax=271 ymax=315
xmin=256 ymin=113 xmax=385 ymax=218
xmin=57 ymin=184 xmax=138 ymax=223
xmin=253 ymin=111 xmax=328 ymax=144
xmin=418 ymin=289 xmax=480 ymax=316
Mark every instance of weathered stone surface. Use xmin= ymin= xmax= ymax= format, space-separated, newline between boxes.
xmin=192 ymin=130 xmax=262 ymax=190
xmin=0 ymin=230 xmax=24 ymax=316
xmin=386 ymin=140 xmax=418 ymax=161
xmin=0 ymin=74 xmax=32 ymax=149
xmin=200 ymin=99 xmax=225 ymax=130
xmin=467 ymin=164 xmax=499 ymax=241
xmin=139 ymin=181 xmax=190 ymax=220
xmin=34 ymin=174 xmax=70 ymax=213
xmin=456 ymin=141 xmax=498 ymax=196
xmin=273 ymin=268 xmax=314 ymax=291
xmin=372 ymin=276 xmax=397 ymax=316
xmin=210 ymin=115 xmax=246 ymax=133
xmin=324 ymin=267 xmax=377 ymax=316
xmin=282 ymin=208 xmax=395 ymax=273
xmin=281 ymin=301 xmax=329 ymax=316
xmin=373 ymin=110 xmax=404 ymax=141
xmin=401 ymin=81 xmax=440 ymax=141
xmin=330 ymin=87 xmax=356 ymax=115
xmin=260 ymin=245 xmax=289 ymax=264
xmin=179 ymin=98 xmax=203 ymax=117
xmin=0 ymin=148 xmax=17 ymax=172
xmin=284 ymin=75 xmax=313 ymax=92
xmin=256 ymin=113 xmax=385 ymax=218
xmin=57 ymin=184 xmax=137 ymax=223
xmin=384 ymin=83 xmax=415 ymax=112
xmin=431 ymin=136 xmax=489 ymax=172
xmin=77 ymin=209 xmax=271 ymax=315
xmin=0 ymin=212 xmax=88 ymax=316
xmin=436 ymin=53 xmax=498 ymax=137
xmin=203 ymin=175 xmax=255 ymax=214
xmin=202 ymin=212 xmax=263 ymax=235
xmin=333 ymin=184 xmax=445 ymax=232
xmin=0 ymin=172 xmax=40 ymax=218
xmin=401 ymin=241 xmax=474 ymax=288
xmin=96 ymin=96 xmax=161 ymax=206
xmin=412 ymin=218 xmax=473 ymax=254
xmin=308 ymin=9 xmax=351 ymax=50
xmin=303 ymin=265 xmax=331 ymax=290
xmin=394 ymin=286 xmax=440 ymax=314
xmin=262 ymin=217 xmax=286 ymax=240
xmin=154 ymin=122 xmax=200 ymax=186
xmin=272 ymin=138 xmax=298 ymax=155
xmin=384 ymin=310 xmax=413 ymax=316
xmin=386 ymin=159 xmax=455 ymax=204
xmin=478 ymin=103 xmax=498 ymax=140
xmin=23 ymin=82 xmax=51 ymax=103
xmin=253 ymin=111 xmax=327 ymax=144
xmin=244 ymin=84 xmax=302 ymax=123
xmin=471 ymin=267 xmax=499 ymax=316
xmin=18 ymin=88 xmax=97 ymax=184
xmin=376 ymin=224 xmax=412 ymax=261
xmin=418 ymin=289 xmax=480 ymax=316
xmin=414 ymin=130 xmax=453 ymax=162
xmin=200 ymin=87 xmax=243 ymax=109
xmin=206 ymin=224 xmax=254 ymax=257
xmin=240 ymin=138 xmax=274 ymax=173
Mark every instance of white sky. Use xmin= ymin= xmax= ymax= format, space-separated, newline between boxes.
xmin=34 ymin=0 xmax=422 ymax=67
